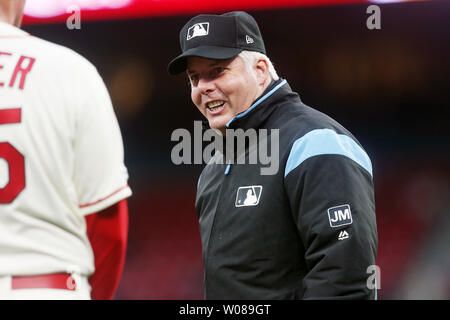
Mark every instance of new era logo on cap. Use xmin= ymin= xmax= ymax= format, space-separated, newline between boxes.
xmin=187 ymin=22 xmax=209 ymax=40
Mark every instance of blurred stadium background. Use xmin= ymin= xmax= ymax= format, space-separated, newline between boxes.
xmin=21 ymin=0 xmax=449 ymax=299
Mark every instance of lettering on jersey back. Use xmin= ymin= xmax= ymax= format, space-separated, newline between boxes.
xmin=0 ymin=52 xmax=36 ymax=90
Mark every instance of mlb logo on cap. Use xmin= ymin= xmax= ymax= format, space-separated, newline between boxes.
xmin=168 ymin=11 xmax=267 ymax=75
xmin=187 ymin=22 xmax=209 ymax=40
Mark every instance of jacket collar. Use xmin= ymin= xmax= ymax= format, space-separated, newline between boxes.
xmin=225 ymin=78 xmax=290 ymax=131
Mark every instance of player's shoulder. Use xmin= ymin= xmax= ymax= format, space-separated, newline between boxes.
xmin=28 ymin=35 xmax=97 ymax=73
xmin=1 ymin=22 xmax=98 ymax=75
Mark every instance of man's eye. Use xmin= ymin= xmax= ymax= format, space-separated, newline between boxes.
xmin=215 ymin=67 xmax=225 ymax=73
xmin=190 ymin=75 xmax=199 ymax=81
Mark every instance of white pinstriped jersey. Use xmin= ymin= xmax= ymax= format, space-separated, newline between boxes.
xmin=0 ymin=21 xmax=132 ymax=276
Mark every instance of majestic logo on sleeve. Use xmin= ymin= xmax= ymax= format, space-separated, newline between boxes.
xmin=235 ymin=186 xmax=262 ymax=207
xmin=187 ymin=22 xmax=209 ymax=40
xmin=327 ymin=204 xmax=353 ymax=227
xmin=338 ymin=230 xmax=350 ymax=240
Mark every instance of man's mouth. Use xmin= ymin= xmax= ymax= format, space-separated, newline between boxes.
xmin=206 ymin=100 xmax=226 ymax=113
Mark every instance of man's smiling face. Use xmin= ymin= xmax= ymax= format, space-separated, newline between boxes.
xmin=187 ymin=55 xmax=261 ymax=135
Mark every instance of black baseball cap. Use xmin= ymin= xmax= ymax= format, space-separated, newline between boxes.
xmin=168 ymin=11 xmax=266 ymax=75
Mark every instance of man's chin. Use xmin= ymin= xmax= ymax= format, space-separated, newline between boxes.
xmin=208 ymin=118 xmax=229 ymax=134
xmin=210 ymin=127 xmax=226 ymax=136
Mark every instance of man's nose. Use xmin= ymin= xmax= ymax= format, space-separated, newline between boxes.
xmin=198 ymin=78 xmax=215 ymax=95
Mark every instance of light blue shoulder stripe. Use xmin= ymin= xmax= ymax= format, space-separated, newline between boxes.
xmin=284 ymin=128 xmax=373 ymax=177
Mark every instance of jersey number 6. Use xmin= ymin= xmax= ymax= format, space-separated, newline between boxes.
xmin=0 ymin=108 xmax=25 ymax=204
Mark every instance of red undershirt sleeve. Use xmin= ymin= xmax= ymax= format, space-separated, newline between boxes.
xmin=84 ymin=199 xmax=129 ymax=300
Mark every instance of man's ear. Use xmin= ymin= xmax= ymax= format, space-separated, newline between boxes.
xmin=255 ymin=59 xmax=270 ymax=86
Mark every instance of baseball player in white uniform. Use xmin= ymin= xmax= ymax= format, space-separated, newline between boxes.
xmin=0 ymin=1 xmax=132 ymax=299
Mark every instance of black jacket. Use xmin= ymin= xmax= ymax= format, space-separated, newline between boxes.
xmin=195 ymin=79 xmax=378 ymax=299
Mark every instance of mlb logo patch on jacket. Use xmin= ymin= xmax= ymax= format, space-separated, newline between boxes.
xmin=327 ymin=204 xmax=353 ymax=227
xmin=235 ymin=186 xmax=263 ymax=207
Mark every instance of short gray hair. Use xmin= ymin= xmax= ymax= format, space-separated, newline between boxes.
xmin=238 ymin=50 xmax=279 ymax=81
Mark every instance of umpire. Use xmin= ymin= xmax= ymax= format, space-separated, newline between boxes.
xmin=168 ymin=11 xmax=378 ymax=299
